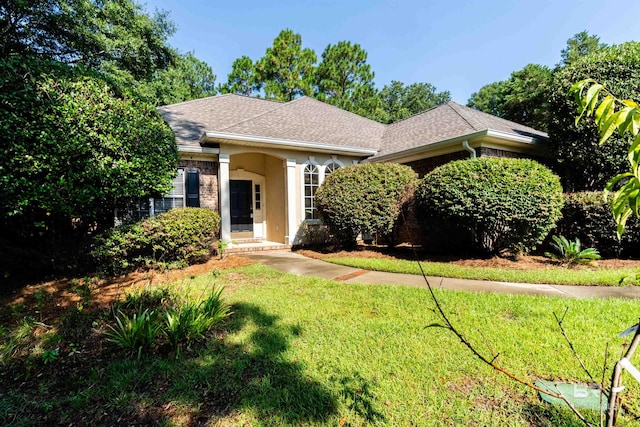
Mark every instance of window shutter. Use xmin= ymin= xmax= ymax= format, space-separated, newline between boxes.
xmin=186 ymin=170 xmax=200 ymax=207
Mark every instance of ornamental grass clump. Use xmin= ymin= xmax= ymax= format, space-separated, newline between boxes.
xmin=315 ymin=163 xmax=417 ymax=247
xmin=415 ymin=158 xmax=563 ymax=256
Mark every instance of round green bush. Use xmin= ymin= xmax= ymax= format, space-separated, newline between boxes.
xmin=93 ymin=208 xmax=220 ymax=274
xmin=315 ymin=163 xmax=417 ymax=247
xmin=415 ymin=158 xmax=563 ymax=255
xmin=554 ymin=192 xmax=640 ymax=258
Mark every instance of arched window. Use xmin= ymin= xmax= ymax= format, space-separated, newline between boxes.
xmin=304 ymin=163 xmax=319 ymax=220
xmin=324 ymin=161 xmax=340 ymax=176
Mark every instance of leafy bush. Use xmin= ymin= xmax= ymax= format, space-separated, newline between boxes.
xmin=93 ymin=208 xmax=220 ymax=274
xmin=414 ymin=158 xmax=563 ymax=256
xmin=315 ymin=163 xmax=417 ymax=247
xmin=544 ymin=235 xmax=601 ymax=265
xmin=555 ymin=192 xmax=640 ymax=258
xmin=548 ymin=42 xmax=640 ymax=191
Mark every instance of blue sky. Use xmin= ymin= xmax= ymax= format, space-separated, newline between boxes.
xmin=143 ymin=0 xmax=640 ymax=103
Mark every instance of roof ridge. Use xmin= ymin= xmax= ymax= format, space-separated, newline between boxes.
xmin=297 ymin=96 xmax=387 ymax=127
xmin=220 ymin=95 xmax=386 ymax=133
xmin=216 ymin=96 xmax=293 ymax=131
xmin=158 ymin=93 xmax=283 ymax=110
xmin=446 ymin=101 xmax=485 ymax=131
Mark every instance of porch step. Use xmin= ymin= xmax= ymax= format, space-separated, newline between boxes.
xmin=226 ymin=241 xmax=291 ymax=254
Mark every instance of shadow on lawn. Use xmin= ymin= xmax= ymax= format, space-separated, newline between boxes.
xmin=0 ymin=301 xmax=386 ymax=426
xmin=155 ymin=302 xmax=339 ymax=425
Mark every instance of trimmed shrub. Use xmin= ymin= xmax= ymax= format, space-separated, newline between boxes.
xmin=315 ymin=163 xmax=417 ymax=247
xmin=554 ymin=192 xmax=640 ymax=258
xmin=415 ymin=158 xmax=563 ymax=256
xmin=93 ymin=207 xmax=220 ymax=274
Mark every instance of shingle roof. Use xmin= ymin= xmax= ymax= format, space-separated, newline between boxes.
xmin=158 ymin=95 xmax=547 ymax=155
xmin=219 ymin=97 xmax=385 ymax=150
xmin=158 ymin=94 xmax=282 ymax=146
xmin=377 ymin=102 xmax=548 ymax=157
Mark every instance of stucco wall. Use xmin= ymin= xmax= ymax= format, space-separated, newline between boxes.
xmin=265 ymin=156 xmax=286 ymax=243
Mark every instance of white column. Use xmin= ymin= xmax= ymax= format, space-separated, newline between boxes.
xmin=285 ymin=159 xmax=298 ymax=245
xmin=219 ymin=153 xmax=231 ymax=242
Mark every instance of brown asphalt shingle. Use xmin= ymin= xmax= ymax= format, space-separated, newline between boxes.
xmin=157 ymin=94 xmax=282 ymax=146
xmin=377 ymin=102 xmax=548 ymax=157
xmin=158 ymin=94 xmax=547 ymax=155
xmin=220 ymin=97 xmax=385 ymax=150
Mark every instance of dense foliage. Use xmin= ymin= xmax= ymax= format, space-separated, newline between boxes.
xmin=315 ymin=163 xmax=417 ymax=247
xmin=0 ymin=56 xmax=178 ymax=279
xmin=415 ymin=158 xmax=563 ymax=255
xmin=554 ymin=192 xmax=640 ymax=258
xmin=93 ymin=208 xmax=220 ymax=274
xmin=548 ymin=42 xmax=640 ymax=191
xmin=0 ymin=57 xmax=177 ymax=229
xmin=467 ymin=64 xmax=552 ymax=131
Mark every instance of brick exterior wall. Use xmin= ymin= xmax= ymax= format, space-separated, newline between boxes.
xmin=179 ymin=160 xmax=219 ymax=212
xmin=403 ymin=151 xmax=470 ymax=177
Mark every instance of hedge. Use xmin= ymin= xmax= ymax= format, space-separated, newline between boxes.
xmin=93 ymin=208 xmax=220 ymax=274
xmin=554 ymin=192 xmax=640 ymax=258
xmin=415 ymin=158 xmax=563 ymax=256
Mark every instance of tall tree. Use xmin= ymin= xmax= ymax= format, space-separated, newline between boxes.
xmin=378 ymin=80 xmax=451 ymax=123
xmin=501 ymin=64 xmax=553 ymax=130
xmin=219 ymin=55 xmax=261 ymax=96
xmin=315 ymin=41 xmax=378 ymax=113
xmin=560 ymin=30 xmax=607 ymax=66
xmin=467 ymin=64 xmax=552 ymax=131
xmin=149 ymin=52 xmax=217 ymax=105
xmin=0 ymin=0 xmax=177 ymax=81
xmin=467 ymin=81 xmax=507 ymax=117
xmin=255 ymin=29 xmax=317 ymax=101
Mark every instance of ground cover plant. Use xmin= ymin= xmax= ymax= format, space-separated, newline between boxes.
xmin=1 ymin=262 xmax=639 ymax=426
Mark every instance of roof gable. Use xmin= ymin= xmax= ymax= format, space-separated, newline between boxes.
xmin=158 ymin=94 xmax=282 ymax=146
xmin=219 ymin=96 xmax=385 ymax=150
xmin=378 ymin=102 xmax=547 ymax=157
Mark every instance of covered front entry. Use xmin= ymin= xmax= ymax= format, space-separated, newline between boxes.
xmin=230 ymin=180 xmax=253 ymax=232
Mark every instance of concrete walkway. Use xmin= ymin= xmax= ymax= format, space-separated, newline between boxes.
xmin=243 ymin=251 xmax=640 ymax=299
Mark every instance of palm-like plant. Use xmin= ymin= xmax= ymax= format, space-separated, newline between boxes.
xmin=545 ymin=235 xmax=601 ymax=265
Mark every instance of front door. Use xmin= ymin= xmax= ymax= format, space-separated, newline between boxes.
xmin=230 ymin=180 xmax=253 ymax=232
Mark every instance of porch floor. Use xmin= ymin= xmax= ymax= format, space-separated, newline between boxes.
xmin=226 ymin=240 xmax=291 ymax=254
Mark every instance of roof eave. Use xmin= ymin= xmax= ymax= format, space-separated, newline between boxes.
xmin=202 ymin=131 xmax=378 ymax=156
xmin=372 ymin=130 xmax=488 ymax=162
xmin=372 ymin=128 xmax=547 ymax=163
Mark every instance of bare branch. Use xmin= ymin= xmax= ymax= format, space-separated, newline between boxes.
xmin=553 ymin=309 xmax=597 ymax=383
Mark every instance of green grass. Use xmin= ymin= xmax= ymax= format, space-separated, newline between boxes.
xmin=324 ymin=256 xmax=639 ymax=286
xmin=1 ymin=264 xmax=639 ymax=426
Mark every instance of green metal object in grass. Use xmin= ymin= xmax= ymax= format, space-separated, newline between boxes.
xmin=535 ymin=380 xmax=608 ymax=411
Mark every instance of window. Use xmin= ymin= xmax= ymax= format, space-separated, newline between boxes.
xmin=127 ymin=169 xmax=200 ymax=221
xmin=255 ymin=184 xmax=261 ymax=210
xmin=154 ymin=169 xmax=186 ymax=214
xmin=325 ymin=161 xmax=340 ymax=176
xmin=304 ymin=164 xmax=319 ymax=220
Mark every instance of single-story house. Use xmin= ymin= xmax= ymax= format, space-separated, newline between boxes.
xmin=155 ymin=94 xmax=548 ymax=247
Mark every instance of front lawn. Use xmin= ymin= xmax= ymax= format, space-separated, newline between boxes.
xmin=1 ymin=263 xmax=639 ymax=426
xmin=304 ymin=250 xmax=640 ymax=286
